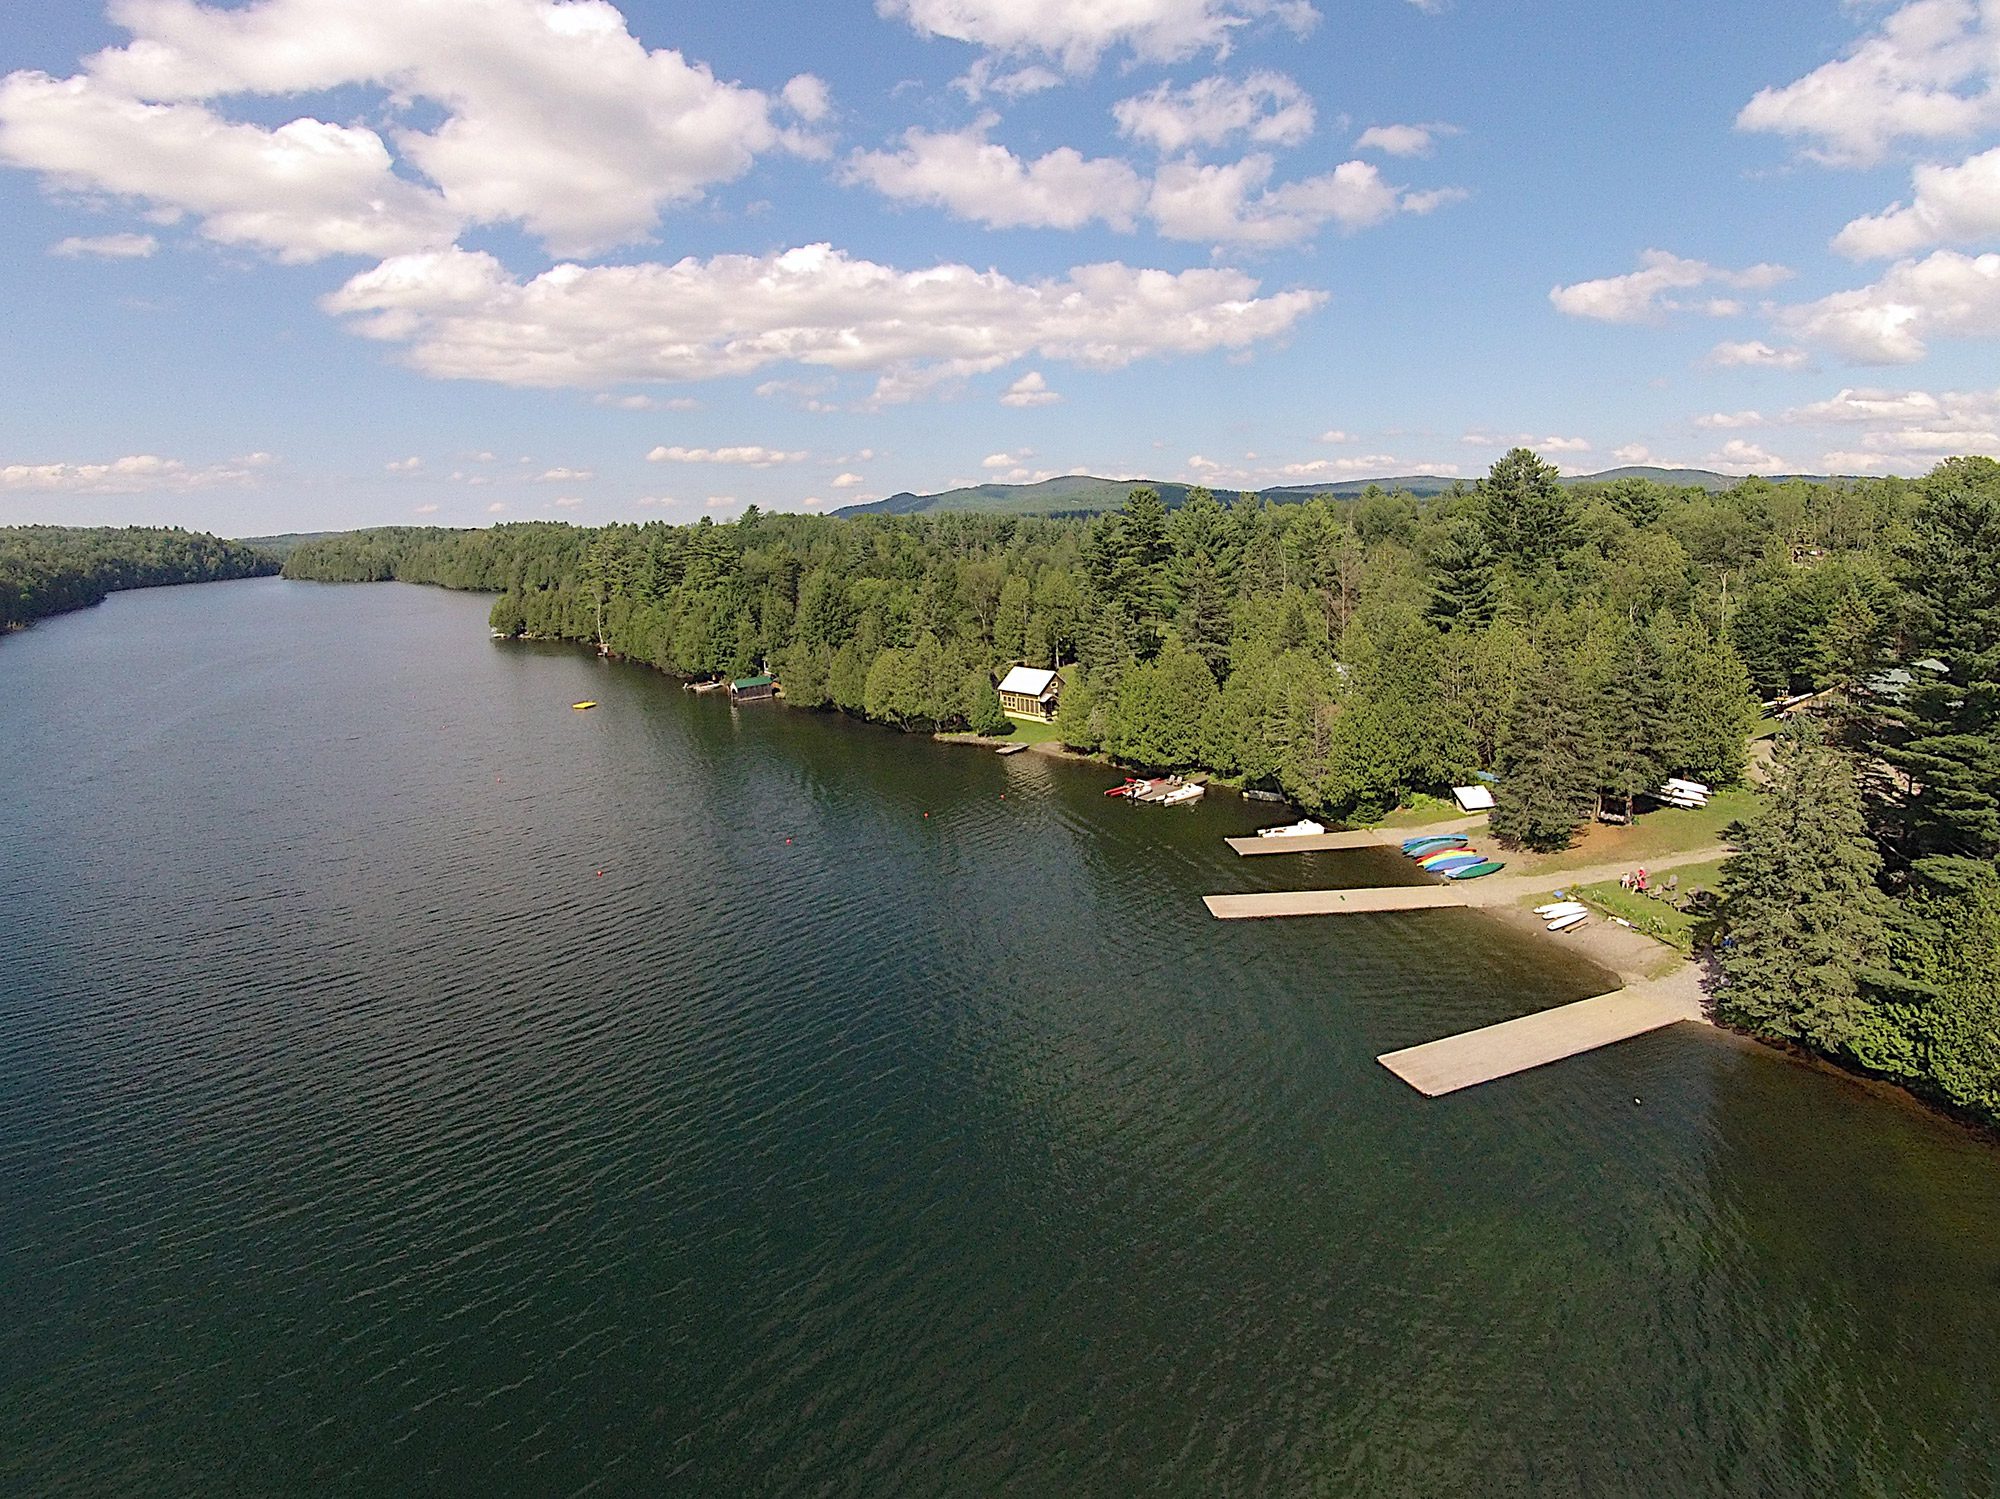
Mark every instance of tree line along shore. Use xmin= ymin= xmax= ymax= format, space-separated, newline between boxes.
xmin=0 ymin=525 xmax=276 ymax=631
xmin=9 ymin=451 xmax=1994 ymax=1128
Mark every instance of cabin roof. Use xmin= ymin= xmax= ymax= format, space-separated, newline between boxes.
xmin=732 ymin=674 xmax=774 ymax=689
xmin=1452 ymin=784 xmax=1496 ymax=811
xmin=997 ymin=666 xmax=1059 ymax=696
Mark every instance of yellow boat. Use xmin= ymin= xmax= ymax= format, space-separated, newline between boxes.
xmin=571 ymin=700 xmax=597 ymax=710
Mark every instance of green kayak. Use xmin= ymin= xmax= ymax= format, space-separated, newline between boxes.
xmin=1447 ymin=860 xmax=1505 ymax=880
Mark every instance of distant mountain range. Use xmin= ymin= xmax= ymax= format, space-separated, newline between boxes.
xmin=831 ymin=466 xmax=1843 ymax=519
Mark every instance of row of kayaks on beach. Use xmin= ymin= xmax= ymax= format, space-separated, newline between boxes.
xmin=1397 ymin=833 xmax=1504 ymax=881
xmin=1535 ymin=899 xmax=1590 ymax=932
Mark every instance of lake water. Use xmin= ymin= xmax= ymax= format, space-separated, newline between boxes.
xmin=3 ymin=577 xmax=1998 ymax=1496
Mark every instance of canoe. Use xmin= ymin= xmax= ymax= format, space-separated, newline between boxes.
xmin=1416 ymin=851 xmax=1480 ymax=875
xmin=1448 ymin=860 xmax=1506 ymax=880
xmin=1547 ymin=910 xmax=1588 ymax=931
xmin=1403 ymin=835 xmax=1468 ymax=855
xmin=1104 ymin=782 xmax=1135 ymax=796
xmin=1424 ymin=854 xmax=1484 ymax=874
xmin=1534 ymin=901 xmax=1587 ymax=918
xmin=571 ymin=701 xmax=597 ymax=710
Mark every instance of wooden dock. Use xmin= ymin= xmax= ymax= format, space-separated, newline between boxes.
xmin=1224 ymin=830 xmax=1391 ymax=856
xmin=1203 ymin=886 xmax=1468 ymax=919
xmin=1376 ymin=977 xmax=1702 ymax=1096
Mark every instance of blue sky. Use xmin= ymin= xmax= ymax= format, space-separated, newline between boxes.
xmin=3 ymin=0 xmax=1999 ymax=534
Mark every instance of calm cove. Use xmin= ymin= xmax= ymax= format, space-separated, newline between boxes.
xmin=3 ymin=577 xmax=1998 ymax=1495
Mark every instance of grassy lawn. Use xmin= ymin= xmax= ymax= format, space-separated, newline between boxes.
xmin=1498 ymin=786 xmax=1758 ymax=878
xmin=1532 ymin=856 xmax=1735 ymax=955
xmin=993 ymin=714 xmax=1066 ymax=745
xmin=1369 ymin=793 xmax=1473 ymax=829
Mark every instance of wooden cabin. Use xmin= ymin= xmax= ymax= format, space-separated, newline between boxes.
xmin=729 ymin=673 xmax=777 ymax=703
xmin=996 ymin=665 xmax=1063 ymax=722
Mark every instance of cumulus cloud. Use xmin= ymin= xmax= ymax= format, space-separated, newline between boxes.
xmin=1708 ymin=339 xmax=1810 ymax=369
xmin=1148 ymin=154 xmax=1443 ymax=247
xmin=593 ymin=393 xmax=702 ymax=412
xmin=0 ymin=0 xmax=804 ymax=261
xmin=648 ymin=445 xmax=808 ymax=466
xmin=50 ymin=231 xmax=158 ymax=259
xmin=1683 ymin=384 xmax=2000 ymax=473
xmin=486 ymin=501 xmax=507 ymax=513
xmin=1111 ymin=72 xmax=1315 ymax=152
xmin=847 ymin=115 xmax=1147 ymax=230
xmin=385 ymin=455 xmax=424 ymax=473
xmin=1737 ymin=0 xmax=1999 ymax=166
xmin=1707 ymin=438 xmax=1791 ymax=474
xmin=551 ymin=495 xmax=584 ymax=508
xmin=0 ymin=452 xmax=270 ymax=494
xmin=1354 ymin=121 xmax=1458 ymax=157
xmin=1696 ymin=410 xmax=1766 ymax=429
xmin=323 ymin=242 xmax=1324 ymax=398
xmin=831 ymin=472 xmax=865 ymax=488
xmin=1000 ymin=370 xmax=1061 ymax=406
xmin=1834 ymin=145 xmax=2000 ymax=258
xmin=1782 ymin=249 xmax=2000 ymax=362
xmin=879 ymin=0 xmax=1321 ymax=73
xmin=1540 ymin=436 xmax=1591 ymax=452
xmin=1318 ymin=429 xmax=1350 ymax=442
xmin=533 ymin=466 xmax=594 ymax=482
xmin=1549 ymin=250 xmax=1793 ymax=323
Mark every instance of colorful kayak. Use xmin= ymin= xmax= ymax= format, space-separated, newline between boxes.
xmin=1419 ymin=848 xmax=1479 ymax=868
xmin=1403 ymin=835 xmax=1469 ymax=855
xmin=1424 ymin=853 xmax=1484 ymax=874
xmin=1448 ymin=860 xmax=1506 ymax=880
xmin=571 ymin=701 xmax=597 ymax=710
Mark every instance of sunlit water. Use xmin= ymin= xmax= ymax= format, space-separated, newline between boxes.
xmin=3 ymin=578 xmax=1997 ymax=1496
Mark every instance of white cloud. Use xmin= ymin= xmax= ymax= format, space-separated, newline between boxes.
xmin=413 ymin=502 xmax=439 ymax=514
xmin=648 ymin=445 xmax=808 ymax=466
xmin=323 ymin=242 xmax=1324 ymax=397
xmin=879 ymin=0 xmax=1321 ymax=73
xmin=552 ymin=495 xmax=584 ymax=509
xmin=1148 ymin=154 xmax=1433 ymax=246
xmin=1000 ymin=370 xmax=1061 ymax=406
xmin=1540 ymin=436 xmax=1591 ymax=452
xmin=485 ymin=501 xmax=507 ymax=513
xmin=593 ymin=393 xmax=702 ymax=412
xmin=831 ymin=472 xmax=865 ymax=488
xmin=1318 ymin=429 xmax=1351 ymax=443
xmin=533 ymin=466 xmax=594 ymax=482
xmin=1550 ymin=250 xmax=1793 ymax=323
xmin=385 ymin=455 xmax=424 ymax=473
xmin=1708 ymin=438 xmax=1790 ymax=474
xmin=982 ymin=450 xmax=1033 ymax=469
xmin=1111 ymin=72 xmax=1315 ymax=152
xmin=953 ymin=58 xmax=1065 ymax=100
xmin=1834 ymin=145 xmax=2000 ymax=258
xmin=1737 ymin=0 xmax=1999 ymax=167
xmin=1708 ymin=339 xmax=1810 ymax=369
xmin=1612 ymin=444 xmax=1654 ymax=464
xmin=1355 ymin=121 xmax=1458 ymax=157
xmin=1696 ymin=410 xmax=1766 ymax=429
xmin=781 ymin=74 xmax=833 ymax=125
xmin=0 ymin=0 xmax=799 ymax=262
xmin=634 ymin=495 xmax=675 ymax=508
xmin=703 ymin=495 xmax=737 ymax=510
xmin=1275 ymin=454 xmax=1398 ymax=477
xmin=1782 ymin=250 xmax=2000 ymax=362
xmin=847 ymin=116 xmax=1146 ymax=230
xmin=50 ymin=231 xmax=158 ymax=259
xmin=0 ymin=452 xmax=270 ymax=494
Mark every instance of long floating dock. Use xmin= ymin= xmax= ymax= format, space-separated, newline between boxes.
xmin=1224 ymin=830 xmax=1391 ymax=856
xmin=1203 ymin=886 xmax=1469 ymax=919
xmin=1376 ymin=978 xmax=1701 ymax=1096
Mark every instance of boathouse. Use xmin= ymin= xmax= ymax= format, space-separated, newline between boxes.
xmin=729 ymin=673 xmax=777 ymax=703
xmin=996 ymin=665 xmax=1063 ymax=722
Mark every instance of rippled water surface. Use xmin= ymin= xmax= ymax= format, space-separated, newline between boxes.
xmin=4 ymin=578 xmax=1999 ymax=1496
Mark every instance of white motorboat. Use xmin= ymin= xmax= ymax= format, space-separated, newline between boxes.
xmin=1257 ymin=818 xmax=1326 ymax=838
xmin=1159 ymin=782 xmax=1206 ymax=806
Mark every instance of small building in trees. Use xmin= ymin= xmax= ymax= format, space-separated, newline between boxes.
xmin=996 ymin=665 xmax=1064 ymax=722
xmin=729 ymin=673 xmax=777 ymax=703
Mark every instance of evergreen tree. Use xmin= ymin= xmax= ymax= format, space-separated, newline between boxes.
xmin=1479 ymin=447 xmax=1581 ymax=572
xmin=1174 ymin=550 xmax=1233 ymax=679
xmin=963 ymin=668 xmax=1010 ymax=736
xmin=993 ymin=573 xmax=1031 ymax=663
xmin=1661 ymin=614 xmax=1757 ymax=787
xmin=1107 ymin=641 xmax=1220 ymax=768
xmin=1424 ymin=515 xmax=1498 ymax=631
xmin=1055 ymin=672 xmax=1103 ymax=752
xmin=1490 ymin=651 xmax=1594 ymax=850
xmin=1717 ymin=717 xmax=1891 ymax=1052
xmin=1875 ymin=865 xmax=2000 ymax=1119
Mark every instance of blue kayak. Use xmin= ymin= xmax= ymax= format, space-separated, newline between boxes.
xmin=1403 ymin=834 xmax=1469 ymax=856
xmin=1424 ymin=853 xmax=1484 ymax=874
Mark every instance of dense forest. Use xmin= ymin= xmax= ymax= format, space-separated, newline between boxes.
xmin=284 ymin=451 xmax=1999 ymax=1126
xmin=0 ymin=525 xmax=277 ymax=631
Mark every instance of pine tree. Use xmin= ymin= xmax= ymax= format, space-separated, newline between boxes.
xmin=1424 ymin=516 xmax=1498 ymax=630
xmin=1877 ymin=865 xmax=2000 ymax=1120
xmin=1479 ymin=447 xmax=1581 ymax=572
xmin=1660 ymin=614 xmax=1757 ymax=787
xmin=1490 ymin=651 xmax=1593 ymax=851
xmin=1174 ymin=550 xmax=1233 ymax=679
xmin=1717 ymin=717 xmax=1891 ymax=1052
xmin=1107 ymin=641 xmax=1220 ymax=769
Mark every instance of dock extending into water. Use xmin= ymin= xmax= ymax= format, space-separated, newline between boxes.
xmin=1202 ymin=886 xmax=1469 ymax=918
xmin=1224 ymin=830 xmax=1391 ymax=856
xmin=1376 ymin=976 xmax=1702 ymax=1096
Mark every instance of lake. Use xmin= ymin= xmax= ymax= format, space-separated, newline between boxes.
xmin=3 ymin=577 xmax=1997 ymax=1496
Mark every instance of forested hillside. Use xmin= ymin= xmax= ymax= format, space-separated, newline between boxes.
xmin=286 ymin=449 xmax=2000 ymax=1126
xmin=0 ymin=525 xmax=277 ymax=631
